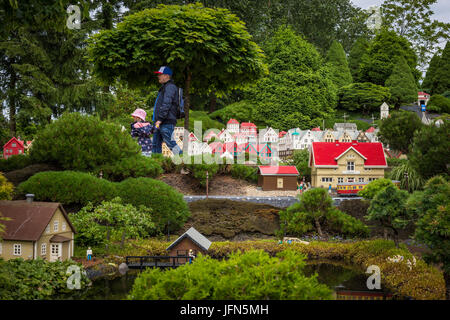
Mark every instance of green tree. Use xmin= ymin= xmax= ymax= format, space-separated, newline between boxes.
xmin=381 ymin=0 xmax=450 ymax=69
xmin=128 ymin=249 xmax=333 ymax=300
xmin=408 ymin=176 xmax=450 ymax=299
xmin=288 ymin=149 xmax=311 ymax=182
xmin=408 ymin=120 xmax=450 ymax=180
xmin=348 ymin=37 xmax=370 ymax=80
xmin=426 ymin=94 xmax=450 ymax=114
xmin=421 ymin=51 xmax=441 ymax=93
xmin=431 ymin=41 xmax=450 ymax=95
xmin=389 ymin=161 xmax=425 ymax=192
xmin=326 ymin=40 xmax=353 ymax=88
xmin=358 ymin=29 xmax=419 ymax=85
xmin=337 ymin=82 xmax=391 ymax=114
xmin=378 ymin=110 xmax=423 ymax=154
xmin=87 ymin=3 xmax=267 ymax=131
xmin=358 ymin=178 xmax=395 ymax=200
xmin=29 ymin=113 xmax=141 ymax=171
xmin=385 ymin=56 xmax=418 ymax=108
xmin=366 ymin=185 xmax=411 ymax=247
xmin=247 ymin=26 xmax=337 ymax=130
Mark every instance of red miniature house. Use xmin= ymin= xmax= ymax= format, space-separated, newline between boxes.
xmin=258 ymin=166 xmax=299 ymax=191
xmin=3 ymin=137 xmax=25 ymax=159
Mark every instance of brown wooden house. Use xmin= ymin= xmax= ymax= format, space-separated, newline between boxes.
xmin=166 ymin=227 xmax=212 ymax=264
xmin=257 ymin=166 xmax=299 ymax=191
xmin=0 ymin=198 xmax=76 ymax=262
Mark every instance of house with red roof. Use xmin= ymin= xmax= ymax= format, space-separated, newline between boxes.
xmin=258 ymin=166 xmax=299 ymax=191
xmin=309 ymin=142 xmax=387 ymax=189
xmin=417 ymin=91 xmax=430 ymax=108
xmin=240 ymin=122 xmax=258 ymax=137
xmin=3 ymin=137 xmax=25 ymax=159
xmin=227 ymin=118 xmax=240 ymax=134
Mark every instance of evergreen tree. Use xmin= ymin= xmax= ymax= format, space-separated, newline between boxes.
xmin=385 ymin=56 xmax=418 ymax=108
xmin=421 ymin=51 xmax=441 ymax=93
xmin=431 ymin=41 xmax=450 ymax=95
xmin=348 ymin=37 xmax=370 ymax=80
xmin=326 ymin=40 xmax=353 ymax=88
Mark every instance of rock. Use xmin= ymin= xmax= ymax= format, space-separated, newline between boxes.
xmin=118 ymin=263 xmax=129 ymax=275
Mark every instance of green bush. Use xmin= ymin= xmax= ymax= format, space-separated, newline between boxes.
xmin=338 ymin=82 xmax=391 ymax=113
xmin=17 ymin=171 xmax=116 ymax=205
xmin=0 ymin=258 xmax=90 ymax=300
xmin=92 ymin=155 xmax=163 ymax=181
xmin=29 ymin=112 xmax=140 ymax=171
xmin=128 ymin=249 xmax=333 ymax=300
xmin=358 ymin=178 xmax=395 ymax=200
xmin=230 ymin=164 xmax=258 ymax=183
xmin=182 ymin=156 xmax=220 ymax=188
xmin=116 ymin=178 xmax=190 ymax=231
xmin=426 ymin=94 xmax=450 ymax=114
xmin=151 ymin=153 xmax=178 ymax=173
xmin=0 ymin=154 xmax=33 ymax=173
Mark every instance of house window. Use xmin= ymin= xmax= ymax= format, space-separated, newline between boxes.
xmin=359 ymin=178 xmax=365 ymax=182
xmin=12 ymin=143 xmax=16 ymax=147
xmin=53 ymin=221 xmax=59 ymax=232
xmin=338 ymin=178 xmax=344 ymax=183
xmin=321 ymin=177 xmax=332 ymax=182
xmin=51 ymin=244 xmax=59 ymax=256
xmin=347 ymin=177 xmax=354 ymax=182
xmin=13 ymin=244 xmax=22 ymax=256
xmin=41 ymin=243 xmax=47 ymax=255
xmin=347 ymin=161 xmax=355 ymax=171
xmin=62 ymin=222 xmax=66 ymax=231
xmin=277 ymin=178 xmax=284 ymax=189
xmin=18 ymin=150 xmax=22 ymax=154
xmin=369 ymin=178 xmax=378 ymax=182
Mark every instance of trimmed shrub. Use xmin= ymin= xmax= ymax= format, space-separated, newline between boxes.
xmin=230 ymin=164 xmax=258 ymax=183
xmin=0 ymin=173 xmax=14 ymax=200
xmin=128 ymin=249 xmax=333 ymax=300
xmin=0 ymin=154 xmax=33 ymax=173
xmin=92 ymin=155 xmax=163 ymax=181
xmin=151 ymin=153 xmax=177 ymax=173
xmin=29 ymin=112 xmax=141 ymax=171
xmin=427 ymin=94 xmax=450 ymax=114
xmin=182 ymin=156 xmax=220 ymax=188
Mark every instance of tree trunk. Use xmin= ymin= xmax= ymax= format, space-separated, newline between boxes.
xmin=105 ymin=227 xmax=111 ymax=253
xmin=9 ymin=68 xmax=17 ymax=137
xmin=393 ymin=228 xmax=399 ymax=248
xmin=120 ymin=230 xmax=126 ymax=249
xmin=314 ymin=217 xmax=324 ymax=238
xmin=383 ymin=227 xmax=388 ymax=240
xmin=209 ymin=91 xmax=217 ymax=113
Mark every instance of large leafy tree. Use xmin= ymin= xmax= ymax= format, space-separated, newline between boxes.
xmin=378 ymin=110 xmax=423 ymax=154
xmin=381 ymin=0 xmax=450 ymax=70
xmin=366 ymin=185 xmax=411 ymax=247
xmin=421 ymin=50 xmax=441 ymax=93
xmin=87 ymin=3 xmax=267 ymax=131
xmin=348 ymin=37 xmax=370 ymax=80
xmin=430 ymin=41 xmax=450 ymax=95
xmin=326 ymin=40 xmax=353 ymax=88
xmin=358 ymin=178 xmax=395 ymax=200
xmin=408 ymin=120 xmax=450 ymax=180
xmin=385 ymin=56 xmax=418 ymax=108
xmin=358 ymin=29 xmax=419 ymax=86
xmin=337 ymin=82 xmax=391 ymax=114
xmin=246 ymin=26 xmax=337 ymax=130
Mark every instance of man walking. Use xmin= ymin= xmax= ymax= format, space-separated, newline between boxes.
xmin=152 ymin=66 xmax=182 ymax=155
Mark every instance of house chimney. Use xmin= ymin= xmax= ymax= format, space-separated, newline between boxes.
xmin=26 ymin=194 xmax=35 ymax=203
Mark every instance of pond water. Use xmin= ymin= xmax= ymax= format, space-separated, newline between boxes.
xmin=81 ymin=261 xmax=393 ymax=300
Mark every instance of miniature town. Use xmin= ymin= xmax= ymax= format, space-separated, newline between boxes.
xmin=0 ymin=0 xmax=449 ymax=306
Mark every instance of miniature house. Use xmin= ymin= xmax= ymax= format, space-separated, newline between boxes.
xmin=2 ymin=137 xmax=25 ymax=159
xmin=0 ymin=197 xmax=76 ymax=262
xmin=166 ymin=227 xmax=212 ymax=264
xmin=417 ymin=91 xmax=430 ymax=108
xmin=257 ymin=166 xmax=299 ymax=191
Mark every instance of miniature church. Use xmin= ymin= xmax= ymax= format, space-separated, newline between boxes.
xmin=380 ymin=102 xmax=389 ymax=120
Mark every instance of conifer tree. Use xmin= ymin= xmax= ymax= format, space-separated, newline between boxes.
xmin=385 ymin=56 xmax=418 ymax=108
xmin=326 ymin=40 xmax=353 ymax=88
xmin=348 ymin=37 xmax=369 ymax=80
xmin=421 ymin=51 xmax=441 ymax=93
xmin=431 ymin=41 xmax=450 ymax=95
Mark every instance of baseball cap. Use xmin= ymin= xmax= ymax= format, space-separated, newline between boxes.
xmin=154 ymin=66 xmax=173 ymax=76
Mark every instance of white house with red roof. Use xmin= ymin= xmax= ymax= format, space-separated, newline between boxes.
xmin=309 ymin=142 xmax=387 ymax=189
xmin=3 ymin=137 xmax=25 ymax=159
xmin=417 ymin=91 xmax=430 ymax=107
xmin=227 ymin=118 xmax=240 ymax=134
xmin=240 ymin=121 xmax=258 ymax=137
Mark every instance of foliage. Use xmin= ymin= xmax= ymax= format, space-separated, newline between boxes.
xmin=0 ymin=173 xmax=14 ymax=200
xmin=422 ymin=51 xmax=441 ymax=93
xmin=348 ymin=37 xmax=370 ymax=79
xmin=357 ymin=29 xmax=419 ymax=85
xmin=385 ymin=56 xmax=418 ymax=108
xmin=381 ymin=0 xmax=450 ymax=69
xmin=151 ymin=153 xmax=178 ymax=173
xmin=71 ymin=197 xmax=156 ymax=247
xmin=92 ymin=155 xmax=163 ymax=182
xmin=427 ymin=95 xmax=450 ymax=114
xmin=326 ymin=40 xmax=353 ymax=88
xmin=175 ymin=110 xmax=224 ymax=133
xmin=247 ymin=26 xmax=337 ymax=130
xmin=116 ymin=178 xmax=190 ymax=231
xmin=128 ymin=249 xmax=333 ymax=300
xmin=182 ymin=156 xmax=220 ymax=188
xmin=410 ymin=177 xmax=450 ymax=277
xmin=230 ymin=164 xmax=258 ymax=183
xmin=209 ymin=100 xmax=255 ymax=125
xmin=358 ymin=178 xmax=395 ymax=200
xmin=337 ymin=82 xmax=391 ymax=113
xmin=287 ymin=149 xmax=311 ymax=181
xmin=387 ymin=158 xmax=408 ymax=168
xmin=279 ymin=188 xmax=369 ymax=238
xmin=29 ymin=113 xmax=141 ymax=171
xmin=389 ymin=161 xmax=425 ymax=192
xmin=0 ymin=258 xmax=90 ymax=300
xmin=366 ymin=185 xmax=411 ymax=246
xmin=378 ymin=110 xmax=423 ymax=154
xmin=408 ymin=120 xmax=450 ymax=180
xmin=0 ymin=155 xmax=33 ymax=173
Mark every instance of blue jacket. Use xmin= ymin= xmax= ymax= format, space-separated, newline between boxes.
xmin=153 ymin=79 xmax=178 ymax=125
xmin=130 ymin=122 xmax=154 ymax=152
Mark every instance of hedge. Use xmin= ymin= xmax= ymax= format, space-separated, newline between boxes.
xmin=92 ymin=155 xmax=163 ymax=181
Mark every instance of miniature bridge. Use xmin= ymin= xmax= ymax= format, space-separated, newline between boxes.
xmin=125 ymin=255 xmax=191 ymax=269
